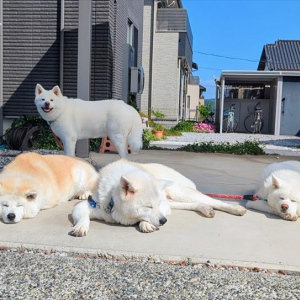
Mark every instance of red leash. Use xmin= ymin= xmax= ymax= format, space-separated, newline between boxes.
xmin=205 ymin=193 xmax=258 ymax=201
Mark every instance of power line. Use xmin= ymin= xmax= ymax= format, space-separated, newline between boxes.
xmin=194 ymin=50 xmax=259 ymax=62
xmin=197 ymin=66 xmax=222 ymax=71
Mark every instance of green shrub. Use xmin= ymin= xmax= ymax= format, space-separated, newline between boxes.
xmin=163 ymin=128 xmax=182 ymax=136
xmin=142 ymin=129 xmax=159 ymax=149
xmin=149 ymin=141 xmax=265 ymax=155
xmin=172 ymin=121 xmax=194 ymax=132
xmin=151 ymin=109 xmax=165 ymax=119
xmin=199 ymin=103 xmax=214 ymax=118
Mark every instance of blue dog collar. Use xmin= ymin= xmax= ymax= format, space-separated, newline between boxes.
xmin=88 ymin=196 xmax=98 ymax=208
xmin=107 ymin=197 xmax=114 ymax=212
xmin=88 ymin=195 xmax=114 ymax=212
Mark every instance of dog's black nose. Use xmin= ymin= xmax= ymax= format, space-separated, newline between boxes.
xmin=45 ymin=101 xmax=50 ymax=107
xmin=7 ymin=213 xmax=16 ymax=221
xmin=159 ymin=217 xmax=167 ymax=225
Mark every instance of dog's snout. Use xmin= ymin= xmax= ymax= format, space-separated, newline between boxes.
xmin=159 ymin=217 xmax=167 ymax=225
xmin=45 ymin=101 xmax=50 ymax=107
xmin=7 ymin=213 xmax=16 ymax=221
xmin=281 ymin=203 xmax=289 ymax=212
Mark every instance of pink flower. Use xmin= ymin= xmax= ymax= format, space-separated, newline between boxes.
xmin=193 ymin=122 xmax=215 ymax=133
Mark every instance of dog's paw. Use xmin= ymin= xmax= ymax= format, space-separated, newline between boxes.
xmin=235 ymin=205 xmax=247 ymax=216
xmin=77 ymin=192 xmax=91 ymax=200
xmin=283 ymin=214 xmax=298 ymax=221
xmin=69 ymin=223 xmax=89 ymax=237
xmin=201 ymin=206 xmax=215 ymax=218
xmin=139 ymin=221 xmax=157 ymax=233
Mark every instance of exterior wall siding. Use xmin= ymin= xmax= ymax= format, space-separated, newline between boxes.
xmin=112 ymin=0 xmax=144 ymax=106
xmin=2 ymin=0 xmax=143 ymax=117
xmin=63 ymin=0 xmax=78 ymax=98
xmin=2 ymin=0 xmax=61 ymax=116
xmin=151 ymin=32 xmax=179 ymax=120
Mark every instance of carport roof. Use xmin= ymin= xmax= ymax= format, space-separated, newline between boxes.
xmin=220 ymin=70 xmax=300 ymax=82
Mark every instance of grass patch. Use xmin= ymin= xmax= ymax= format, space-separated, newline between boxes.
xmin=147 ymin=141 xmax=265 ymax=155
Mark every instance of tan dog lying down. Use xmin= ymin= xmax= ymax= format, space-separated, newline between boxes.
xmin=0 ymin=153 xmax=98 ymax=223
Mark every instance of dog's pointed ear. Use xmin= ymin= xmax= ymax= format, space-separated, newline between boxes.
xmin=52 ymin=85 xmax=62 ymax=97
xmin=35 ymin=84 xmax=44 ymax=97
xmin=272 ymin=175 xmax=282 ymax=189
xmin=25 ymin=190 xmax=38 ymax=201
xmin=121 ymin=176 xmax=137 ymax=194
xmin=159 ymin=179 xmax=174 ymax=190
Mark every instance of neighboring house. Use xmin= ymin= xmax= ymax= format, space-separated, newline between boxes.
xmin=0 ymin=0 xmax=143 ymax=133
xmin=258 ymin=40 xmax=300 ymax=71
xmin=185 ymin=76 xmax=206 ymax=120
xmin=142 ymin=0 xmax=196 ymax=126
xmin=215 ymin=40 xmax=300 ymax=135
xmin=199 ymin=85 xmax=206 ymax=106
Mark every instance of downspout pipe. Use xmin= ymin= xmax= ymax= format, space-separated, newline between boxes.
xmin=60 ymin=0 xmax=65 ymax=91
xmin=0 ymin=0 xmax=3 ymax=135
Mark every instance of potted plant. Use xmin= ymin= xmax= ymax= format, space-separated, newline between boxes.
xmin=152 ymin=123 xmax=165 ymax=140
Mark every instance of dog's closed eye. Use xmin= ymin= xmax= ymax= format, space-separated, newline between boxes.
xmin=16 ymin=204 xmax=23 ymax=207
xmin=280 ymin=197 xmax=285 ymax=200
xmin=145 ymin=205 xmax=153 ymax=209
xmin=2 ymin=204 xmax=8 ymax=207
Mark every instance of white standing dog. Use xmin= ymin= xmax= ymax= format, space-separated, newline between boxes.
xmin=34 ymin=84 xmax=143 ymax=158
xmin=246 ymin=161 xmax=300 ymax=221
xmin=0 ymin=153 xmax=98 ymax=223
xmin=71 ymin=159 xmax=246 ymax=236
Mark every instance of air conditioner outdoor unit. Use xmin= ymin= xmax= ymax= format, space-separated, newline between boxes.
xmin=130 ymin=66 xmax=145 ymax=94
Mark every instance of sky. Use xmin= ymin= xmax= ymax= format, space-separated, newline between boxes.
xmin=182 ymin=0 xmax=300 ymax=99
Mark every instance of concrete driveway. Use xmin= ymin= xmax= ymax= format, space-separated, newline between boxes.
xmin=1 ymin=150 xmax=300 ymax=271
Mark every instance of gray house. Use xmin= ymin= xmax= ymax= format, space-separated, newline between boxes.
xmin=142 ymin=0 xmax=195 ymax=126
xmin=215 ymin=40 xmax=300 ymax=136
xmin=0 ymin=0 xmax=143 ymax=133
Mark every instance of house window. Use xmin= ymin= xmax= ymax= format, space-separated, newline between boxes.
xmin=187 ymin=96 xmax=190 ymax=109
xmin=127 ymin=19 xmax=138 ymax=67
xmin=127 ymin=20 xmax=133 ymax=46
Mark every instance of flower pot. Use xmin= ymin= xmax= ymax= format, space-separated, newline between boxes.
xmin=153 ymin=130 xmax=164 ymax=140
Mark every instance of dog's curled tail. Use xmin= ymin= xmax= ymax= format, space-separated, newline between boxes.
xmin=128 ymin=113 xmax=143 ymax=154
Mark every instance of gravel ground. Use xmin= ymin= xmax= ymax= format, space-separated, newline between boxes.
xmin=0 ymin=250 xmax=300 ymax=300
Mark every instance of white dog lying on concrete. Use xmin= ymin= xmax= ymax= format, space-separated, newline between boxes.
xmin=71 ymin=159 xmax=246 ymax=236
xmin=34 ymin=84 xmax=143 ymax=158
xmin=0 ymin=153 xmax=98 ymax=223
xmin=246 ymin=161 xmax=300 ymax=221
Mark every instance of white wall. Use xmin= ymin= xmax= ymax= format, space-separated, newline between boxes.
xmin=151 ymin=32 xmax=180 ymax=120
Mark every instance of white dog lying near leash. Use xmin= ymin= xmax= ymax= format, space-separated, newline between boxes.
xmin=71 ymin=159 xmax=246 ymax=236
xmin=246 ymin=161 xmax=300 ymax=221
xmin=34 ymin=84 xmax=143 ymax=158
xmin=0 ymin=153 xmax=98 ymax=223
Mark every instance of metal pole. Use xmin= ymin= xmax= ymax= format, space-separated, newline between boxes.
xmin=219 ymin=77 xmax=225 ymax=134
xmin=274 ymin=76 xmax=283 ymax=135
xmin=0 ymin=0 xmax=3 ymax=135
xmin=76 ymin=0 xmax=92 ymax=157
xmin=60 ymin=0 xmax=65 ymax=91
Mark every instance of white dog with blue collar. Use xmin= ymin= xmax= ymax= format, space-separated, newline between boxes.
xmin=70 ymin=159 xmax=246 ymax=236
